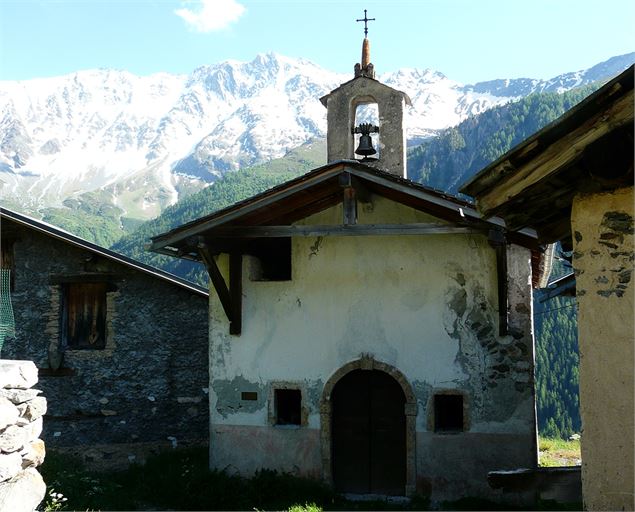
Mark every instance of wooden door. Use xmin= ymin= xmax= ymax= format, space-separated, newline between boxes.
xmin=331 ymin=369 xmax=406 ymax=495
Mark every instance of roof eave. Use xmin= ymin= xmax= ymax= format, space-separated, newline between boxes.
xmin=460 ymin=64 xmax=635 ymax=200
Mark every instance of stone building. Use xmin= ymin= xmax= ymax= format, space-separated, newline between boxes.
xmin=461 ymin=65 xmax=634 ymax=511
xmin=149 ymin=34 xmax=541 ymax=502
xmin=0 ymin=207 xmax=209 ymax=467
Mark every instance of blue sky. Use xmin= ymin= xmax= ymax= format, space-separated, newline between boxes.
xmin=1 ymin=0 xmax=633 ymax=83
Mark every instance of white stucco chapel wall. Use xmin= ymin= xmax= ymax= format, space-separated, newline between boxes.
xmin=207 ymin=195 xmax=536 ymax=499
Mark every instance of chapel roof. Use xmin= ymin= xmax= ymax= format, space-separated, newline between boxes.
xmin=148 ymin=160 xmax=537 ymax=260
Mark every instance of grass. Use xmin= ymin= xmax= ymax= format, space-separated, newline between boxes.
xmin=40 ymin=447 xmax=427 ymax=511
xmin=40 ymin=442 xmax=581 ymax=511
xmin=538 ymin=436 xmax=581 ymax=467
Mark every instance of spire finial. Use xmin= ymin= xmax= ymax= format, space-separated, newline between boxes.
xmin=354 ymin=9 xmax=376 ymax=78
xmin=356 ymin=9 xmax=375 ymax=37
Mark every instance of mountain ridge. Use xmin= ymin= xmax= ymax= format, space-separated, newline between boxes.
xmin=1 ymin=51 xmax=633 ymax=223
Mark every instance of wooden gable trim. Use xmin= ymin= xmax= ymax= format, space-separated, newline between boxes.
xmin=347 ymin=168 xmax=494 ymax=226
xmin=150 ymin=164 xmax=348 ymax=251
xmin=150 ymin=163 xmax=539 ymax=260
xmin=149 ymin=163 xmax=497 ymax=250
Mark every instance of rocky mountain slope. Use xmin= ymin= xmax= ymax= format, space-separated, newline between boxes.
xmin=1 ymin=52 xmax=633 ymax=222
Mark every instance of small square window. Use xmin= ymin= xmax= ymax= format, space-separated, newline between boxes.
xmin=62 ymin=282 xmax=107 ymax=350
xmin=250 ymin=239 xmax=292 ymax=281
xmin=434 ymin=394 xmax=464 ymax=432
xmin=274 ymin=388 xmax=301 ymax=425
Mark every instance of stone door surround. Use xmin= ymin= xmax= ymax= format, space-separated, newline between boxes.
xmin=319 ymin=355 xmax=417 ymax=496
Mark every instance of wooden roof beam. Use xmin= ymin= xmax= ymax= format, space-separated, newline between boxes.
xmin=206 ymin=223 xmax=480 ymax=238
xmin=198 ymin=240 xmax=242 ymax=335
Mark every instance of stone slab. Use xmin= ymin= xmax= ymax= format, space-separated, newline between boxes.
xmin=0 ymin=468 xmax=46 ymax=512
xmin=0 ymin=452 xmax=22 ymax=483
xmin=0 ymin=361 xmax=38 ymax=390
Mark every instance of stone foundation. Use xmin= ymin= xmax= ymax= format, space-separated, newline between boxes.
xmin=0 ymin=360 xmax=47 ymax=512
xmin=50 ymin=438 xmax=207 ymax=471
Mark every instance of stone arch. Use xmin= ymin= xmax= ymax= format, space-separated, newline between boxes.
xmin=320 ymin=354 xmax=417 ymax=495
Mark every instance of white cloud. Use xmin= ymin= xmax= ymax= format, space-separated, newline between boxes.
xmin=175 ymin=0 xmax=246 ymax=33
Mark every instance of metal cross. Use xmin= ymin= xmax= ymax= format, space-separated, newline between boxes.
xmin=356 ymin=9 xmax=375 ymax=37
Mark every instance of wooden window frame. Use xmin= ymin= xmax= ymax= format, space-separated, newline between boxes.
xmin=60 ymin=282 xmax=108 ymax=350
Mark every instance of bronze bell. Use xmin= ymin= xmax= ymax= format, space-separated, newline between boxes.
xmin=355 ymin=133 xmax=376 ymax=156
xmin=353 ymin=122 xmax=379 ymax=157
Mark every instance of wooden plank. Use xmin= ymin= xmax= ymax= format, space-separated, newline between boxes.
xmin=209 ymin=223 xmax=479 ymax=238
xmin=64 ymin=282 xmax=107 ymax=349
xmin=229 ymin=253 xmax=242 ymax=335
xmin=342 ymin=187 xmax=358 ymax=226
xmin=199 ymin=243 xmax=233 ymax=324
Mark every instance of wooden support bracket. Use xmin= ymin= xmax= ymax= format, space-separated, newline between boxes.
xmin=198 ymin=239 xmax=242 ymax=335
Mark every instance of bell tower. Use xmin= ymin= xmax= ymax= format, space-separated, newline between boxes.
xmin=319 ymin=10 xmax=411 ymax=178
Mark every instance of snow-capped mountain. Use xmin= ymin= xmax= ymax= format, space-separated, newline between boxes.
xmin=1 ymin=52 xmax=633 ymax=219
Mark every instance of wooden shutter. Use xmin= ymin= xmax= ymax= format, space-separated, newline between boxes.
xmin=64 ymin=282 xmax=107 ymax=349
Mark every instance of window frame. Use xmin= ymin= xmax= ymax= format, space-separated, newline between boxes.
xmin=267 ymin=382 xmax=307 ymax=427
xmin=60 ymin=281 xmax=108 ymax=351
xmin=248 ymin=238 xmax=292 ymax=282
xmin=430 ymin=390 xmax=468 ymax=434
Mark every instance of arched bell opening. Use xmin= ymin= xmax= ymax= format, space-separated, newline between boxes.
xmin=353 ymin=100 xmax=380 ymax=161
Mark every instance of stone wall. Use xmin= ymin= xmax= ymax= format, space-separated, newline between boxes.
xmin=2 ymin=220 xmax=209 ymax=469
xmin=0 ymin=360 xmax=46 ymax=512
xmin=571 ymin=186 xmax=634 ymax=511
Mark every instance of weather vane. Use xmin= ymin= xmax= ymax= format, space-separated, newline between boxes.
xmin=356 ymin=9 xmax=375 ymax=38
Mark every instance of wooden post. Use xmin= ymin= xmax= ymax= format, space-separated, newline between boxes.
xmin=488 ymin=229 xmax=509 ymax=336
xmin=339 ymin=172 xmax=358 ymax=225
xmin=229 ymin=253 xmax=242 ymax=335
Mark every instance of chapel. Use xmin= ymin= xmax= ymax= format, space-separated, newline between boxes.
xmin=150 ymin=18 xmax=540 ymax=501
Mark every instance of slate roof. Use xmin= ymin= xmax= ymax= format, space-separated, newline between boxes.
xmin=0 ymin=207 xmax=208 ymax=297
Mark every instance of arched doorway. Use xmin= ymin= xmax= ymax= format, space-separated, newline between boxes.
xmin=331 ymin=369 xmax=406 ymax=495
